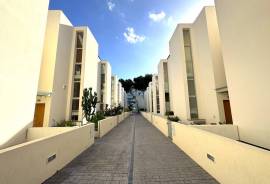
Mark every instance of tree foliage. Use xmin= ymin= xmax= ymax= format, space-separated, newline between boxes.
xmin=119 ymin=79 xmax=134 ymax=92
xmin=119 ymin=74 xmax=152 ymax=92
xmin=133 ymin=74 xmax=152 ymax=91
xmin=81 ymin=88 xmax=99 ymax=122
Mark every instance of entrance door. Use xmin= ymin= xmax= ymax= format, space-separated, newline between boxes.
xmin=223 ymin=100 xmax=233 ymax=124
xmin=33 ymin=103 xmax=45 ymax=127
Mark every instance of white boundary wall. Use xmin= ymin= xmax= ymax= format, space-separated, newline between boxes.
xmin=0 ymin=124 xmax=95 ymax=184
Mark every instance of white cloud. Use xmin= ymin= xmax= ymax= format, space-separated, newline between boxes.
xmin=107 ymin=1 xmax=115 ymax=11
xmin=123 ymin=27 xmax=145 ymax=44
xmin=149 ymin=11 xmax=166 ymax=22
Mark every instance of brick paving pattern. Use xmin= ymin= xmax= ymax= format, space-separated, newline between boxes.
xmin=44 ymin=114 xmax=218 ymax=184
xmin=133 ymin=115 xmax=218 ymax=184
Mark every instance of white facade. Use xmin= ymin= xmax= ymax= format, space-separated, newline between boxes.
xmin=120 ymin=87 xmax=125 ymax=107
xmin=215 ymin=0 xmax=270 ymax=149
xmin=168 ymin=6 xmax=228 ymax=124
xmin=111 ymin=75 xmax=119 ymax=107
xmin=191 ymin=6 xmax=228 ymax=124
xmin=66 ymin=27 xmax=99 ymax=122
xmin=135 ymin=91 xmax=146 ymax=110
xmin=118 ymin=82 xmax=123 ymax=106
xmin=168 ymin=24 xmax=192 ymax=121
xmin=152 ymin=75 xmax=159 ymax=114
xmin=37 ymin=11 xmax=73 ymax=127
xmin=158 ymin=59 xmax=171 ymax=116
xmin=98 ymin=61 xmax=112 ymax=111
xmin=148 ymin=82 xmax=153 ymax=113
xmin=145 ymin=87 xmax=150 ymax=112
xmin=0 ymin=0 xmax=49 ymax=148
xmin=37 ymin=11 xmax=99 ymax=125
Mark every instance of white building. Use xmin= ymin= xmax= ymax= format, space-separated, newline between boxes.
xmin=118 ymin=82 xmax=123 ymax=106
xmin=98 ymin=61 xmax=112 ymax=111
xmin=145 ymin=87 xmax=150 ymax=112
xmin=35 ymin=11 xmax=99 ymax=126
xmin=111 ymin=75 xmax=119 ymax=107
xmin=148 ymin=82 xmax=153 ymax=113
xmin=152 ymin=75 xmax=160 ymax=114
xmin=120 ymin=87 xmax=125 ymax=108
xmin=0 ymin=0 xmax=49 ymax=149
xmin=168 ymin=6 xmax=229 ymax=124
xmin=215 ymin=0 xmax=270 ymax=149
xmin=158 ymin=59 xmax=171 ymax=116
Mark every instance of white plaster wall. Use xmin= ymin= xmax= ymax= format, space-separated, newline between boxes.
xmin=158 ymin=60 xmax=166 ymax=115
xmin=0 ymin=0 xmax=49 ymax=148
xmin=105 ymin=62 xmax=112 ymax=107
xmin=172 ymin=123 xmax=270 ymax=184
xmin=39 ymin=11 xmax=74 ymax=126
xmin=83 ymin=27 xmax=99 ymax=94
xmin=0 ymin=124 xmax=94 ymax=184
xmin=97 ymin=61 xmax=112 ymax=108
xmin=147 ymin=88 xmax=150 ymax=111
xmin=215 ymin=0 xmax=270 ymax=149
xmin=118 ymin=82 xmax=123 ymax=106
xmin=193 ymin=125 xmax=239 ymax=140
xmin=121 ymin=88 xmax=125 ymax=107
xmin=27 ymin=127 xmax=78 ymax=141
xmin=38 ymin=11 xmax=61 ymax=94
xmin=168 ymin=24 xmax=192 ymax=120
xmin=148 ymin=82 xmax=153 ymax=113
xmin=152 ymin=75 xmax=158 ymax=114
xmin=191 ymin=7 xmax=223 ymax=124
xmin=49 ymin=24 xmax=73 ymax=126
xmin=111 ymin=76 xmax=119 ymax=107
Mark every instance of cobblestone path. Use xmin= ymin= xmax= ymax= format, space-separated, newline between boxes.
xmin=44 ymin=114 xmax=218 ymax=184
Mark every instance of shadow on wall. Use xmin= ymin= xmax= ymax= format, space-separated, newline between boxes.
xmin=0 ymin=121 xmax=33 ymax=150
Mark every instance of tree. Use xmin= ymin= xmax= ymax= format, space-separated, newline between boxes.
xmin=133 ymin=74 xmax=152 ymax=91
xmin=119 ymin=74 xmax=153 ymax=92
xmin=119 ymin=79 xmax=134 ymax=92
xmin=81 ymin=88 xmax=99 ymax=122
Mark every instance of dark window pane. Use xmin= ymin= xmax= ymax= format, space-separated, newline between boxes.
xmin=188 ymin=79 xmax=196 ymax=96
xmin=165 ymin=93 xmax=170 ymax=102
xmin=71 ymin=115 xmax=78 ymax=121
xmin=74 ymin=64 xmax=81 ymax=75
xmin=76 ymin=32 xmax=84 ymax=48
xmin=72 ymin=99 xmax=80 ymax=111
xmin=73 ymin=82 xmax=80 ymax=97
xmin=76 ymin=49 xmax=82 ymax=63
xmin=183 ymin=29 xmax=191 ymax=46
xmin=189 ymin=97 xmax=198 ymax=119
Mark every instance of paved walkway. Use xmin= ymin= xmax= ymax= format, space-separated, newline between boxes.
xmin=44 ymin=114 xmax=218 ymax=184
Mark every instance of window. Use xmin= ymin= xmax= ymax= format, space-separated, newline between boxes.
xmin=71 ymin=115 xmax=78 ymax=121
xmin=187 ymin=80 xmax=196 ymax=97
xmin=70 ymin=31 xmax=84 ymax=120
xmin=74 ymin=64 xmax=81 ymax=75
xmin=189 ymin=97 xmax=198 ymax=119
xmin=183 ymin=29 xmax=198 ymax=119
xmin=75 ymin=49 xmax=82 ymax=63
xmin=165 ymin=93 xmax=170 ymax=102
xmin=72 ymin=99 xmax=80 ymax=111
xmin=73 ymin=82 xmax=80 ymax=98
xmin=76 ymin=32 xmax=84 ymax=48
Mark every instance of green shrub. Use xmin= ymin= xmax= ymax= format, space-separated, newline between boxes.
xmin=165 ymin=111 xmax=174 ymax=116
xmin=167 ymin=116 xmax=180 ymax=122
xmin=104 ymin=104 xmax=123 ymax=117
xmin=91 ymin=111 xmax=105 ymax=130
xmin=56 ymin=120 xmax=76 ymax=127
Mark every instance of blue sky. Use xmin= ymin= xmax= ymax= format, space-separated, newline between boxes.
xmin=49 ymin=0 xmax=214 ymax=79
